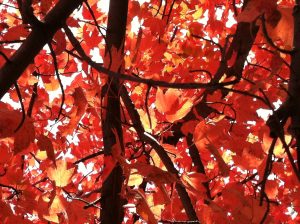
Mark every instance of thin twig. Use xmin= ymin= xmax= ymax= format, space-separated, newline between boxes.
xmin=63 ymin=25 xmax=237 ymax=90
xmin=74 ymin=150 xmax=104 ymax=164
xmin=14 ymin=82 xmax=26 ymax=132
xmin=259 ymin=138 xmax=276 ymax=206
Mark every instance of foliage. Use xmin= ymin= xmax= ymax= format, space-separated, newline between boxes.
xmin=0 ymin=0 xmax=300 ymax=223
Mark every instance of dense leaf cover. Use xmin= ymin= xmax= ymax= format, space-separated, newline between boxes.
xmin=0 ymin=0 xmax=300 ymax=223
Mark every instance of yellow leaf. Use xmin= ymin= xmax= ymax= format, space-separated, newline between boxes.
xmin=43 ymin=195 xmax=66 ymax=223
xmin=44 ymin=77 xmax=60 ymax=91
xmin=137 ymin=108 xmax=157 ymax=132
xmin=262 ymin=133 xmax=290 ymax=158
xmin=128 ymin=170 xmax=143 ymax=187
xmin=47 ymin=160 xmax=75 ymax=187
xmin=192 ymin=7 xmax=203 ymax=20
xmin=35 ymin=150 xmax=47 ymax=160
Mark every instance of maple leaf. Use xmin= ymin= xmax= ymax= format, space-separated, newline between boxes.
xmin=0 ymin=201 xmax=12 ymax=218
xmin=103 ymin=46 xmax=125 ymax=72
xmin=237 ymin=0 xmax=277 ymax=23
xmin=181 ymin=172 xmax=208 ymax=197
xmin=37 ymin=134 xmax=56 ymax=164
xmin=2 ymin=24 xmax=30 ymax=41
xmin=265 ymin=180 xmax=279 ymax=199
xmin=61 ymin=87 xmax=88 ymax=135
xmin=47 ymin=160 xmax=75 ymax=187
xmin=42 ymin=193 xmax=67 ymax=223
xmin=129 ymin=162 xmax=177 ymax=185
xmin=155 ymin=88 xmax=193 ymax=122
xmin=265 ymin=7 xmax=294 ymax=49
xmin=0 ymin=0 xmax=299 ymax=222
xmin=0 ymin=108 xmax=35 ymax=154
xmin=101 ymin=128 xmax=123 ymax=183
xmin=53 ymin=30 xmax=66 ymax=55
xmin=194 ymin=121 xmax=230 ymax=176
xmin=127 ymin=169 xmax=143 ymax=187
xmin=128 ymin=188 xmax=158 ymax=224
xmin=137 ymin=108 xmax=157 ymax=132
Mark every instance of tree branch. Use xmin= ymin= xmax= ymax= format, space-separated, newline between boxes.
xmin=0 ymin=0 xmax=84 ymax=99
xmin=120 ymin=85 xmax=199 ymax=221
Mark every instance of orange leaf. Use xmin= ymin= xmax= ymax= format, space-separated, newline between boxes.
xmin=155 ymin=88 xmax=180 ymax=114
xmin=101 ymin=128 xmax=124 ymax=183
xmin=47 ymin=160 xmax=75 ymax=187
xmin=193 ymin=120 xmax=208 ymax=144
xmin=262 ymin=133 xmax=288 ymax=158
xmin=265 ymin=7 xmax=294 ymax=49
xmin=130 ymin=189 xmax=158 ymax=224
xmin=205 ymin=143 xmax=230 ymax=176
xmin=136 ymin=200 xmax=158 ymax=224
xmin=181 ymin=172 xmax=207 ymax=197
xmin=137 ymin=108 xmax=157 ymax=132
xmin=194 ymin=121 xmax=230 ymax=176
xmin=265 ymin=180 xmax=278 ymax=199
xmin=62 ymin=87 xmax=88 ymax=135
xmin=155 ymin=88 xmax=193 ymax=122
xmin=165 ymin=99 xmax=193 ymax=123
xmin=129 ymin=162 xmax=177 ymax=185
xmin=103 ymin=46 xmax=124 ymax=72
xmin=43 ymin=194 xmax=67 ymax=223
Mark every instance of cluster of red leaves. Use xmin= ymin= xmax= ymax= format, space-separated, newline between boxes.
xmin=0 ymin=0 xmax=299 ymax=223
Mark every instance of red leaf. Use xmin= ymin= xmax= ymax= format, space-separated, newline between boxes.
xmin=62 ymin=87 xmax=88 ymax=135
xmin=53 ymin=30 xmax=66 ymax=55
xmin=2 ymin=25 xmax=30 ymax=41
xmin=37 ymin=135 xmax=56 ymax=164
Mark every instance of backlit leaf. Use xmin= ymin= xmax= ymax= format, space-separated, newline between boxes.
xmin=37 ymin=134 xmax=56 ymax=164
xmin=47 ymin=160 xmax=75 ymax=187
xmin=62 ymin=87 xmax=88 ymax=135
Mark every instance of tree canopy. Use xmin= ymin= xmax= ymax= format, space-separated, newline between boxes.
xmin=0 ymin=0 xmax=300 ymax=223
